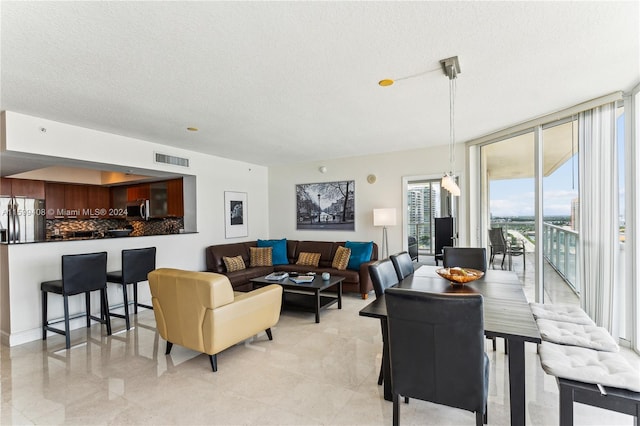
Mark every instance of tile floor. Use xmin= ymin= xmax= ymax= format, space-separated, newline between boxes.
xmin=2 ymin=270 xmax=639 ymax=425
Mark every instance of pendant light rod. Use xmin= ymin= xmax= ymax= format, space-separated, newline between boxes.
xmin=439 ymin=56 xmax=461 ymax=197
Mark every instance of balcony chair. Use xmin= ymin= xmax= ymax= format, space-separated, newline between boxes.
xmin=107 ymin=247 xmax=156 ymax=330
xmin=488 ymin=228 xmax=525 ymax=270
xmin=390 ymin=251 xmax=415 ymax=281
xmin=41 ymin=252 xmax=112 ymax=349
xmin=385 ymin=288 xmax=489 ymax=426
xmin=407 ymin=236 xmax=418 ymax=262
xmin=148 ymin=268 xmax=282 ymax=372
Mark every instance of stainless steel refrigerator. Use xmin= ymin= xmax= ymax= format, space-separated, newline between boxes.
xmin=0 ymin=196 xmax=46 ymax=243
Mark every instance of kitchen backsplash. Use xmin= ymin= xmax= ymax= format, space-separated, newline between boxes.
xmin=47 ymin=217 xmax=184 ymax=238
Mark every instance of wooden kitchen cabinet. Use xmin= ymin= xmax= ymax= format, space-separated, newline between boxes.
xmin=64 ymin=184 xmax=88 ymax=218
xmin=45 ymin=183 xmax=66 ymax=219
xmin=10 ymin=179 xmax=45 ymax=199
xmin=166 ymin=178 xmax=184 ymax=217
xmin=127 ymin=183 xmax=150 ymax=201
xmin=0 ymin=178 xmax=12 ymax=196
xmin=87 ymin=186 xmax=110 ymax=218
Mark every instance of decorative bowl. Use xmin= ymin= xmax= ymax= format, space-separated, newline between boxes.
xmin=436 ymin=267 xmax=484 ymax=284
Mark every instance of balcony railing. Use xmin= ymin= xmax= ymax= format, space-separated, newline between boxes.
xmin=408 ymin=222 xmax=433 ymax=254
xmin=543 ymin=222 xmax=579 ymax=294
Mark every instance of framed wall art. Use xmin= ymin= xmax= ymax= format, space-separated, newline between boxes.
xmin=224 ymin=191 xmax=248 ymax=238
xmin=296 ymin=180 xmax=355 ymax=231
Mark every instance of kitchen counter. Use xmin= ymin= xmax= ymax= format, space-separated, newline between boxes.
xmin=1 ymin=231 xmax=198 ymax=244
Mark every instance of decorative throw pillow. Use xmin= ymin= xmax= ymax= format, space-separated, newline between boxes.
xmin=296 ymin=252 xmax=321 ymax=267
xmin=223 ymin=255 xmax=246 ymax=273
xmin=332 ymin=246 xmax=351 ymax=271
xmin=250 ymin=247 xmax=273 ymax=267
xmin=257 ymin=238 xmax=289 ymax=265
xmin=345 ymin=241 xmax=373 ymax=271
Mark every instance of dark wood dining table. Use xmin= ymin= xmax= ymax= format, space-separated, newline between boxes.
xmin=359 ymin=265 xmax=541 ymax=426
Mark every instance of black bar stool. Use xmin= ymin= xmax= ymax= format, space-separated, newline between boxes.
xmin=41 ymin=252 xmax=111 ymax=350
xmin=107 ymin=247 xmax=156 ymax=330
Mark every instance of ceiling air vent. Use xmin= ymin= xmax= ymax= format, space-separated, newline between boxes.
xmin=154 ymin=152 xmax=189 ymax=168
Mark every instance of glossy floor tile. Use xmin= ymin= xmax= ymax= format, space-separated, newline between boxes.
xmin=2 ymin=275 xmax=638 ymax=425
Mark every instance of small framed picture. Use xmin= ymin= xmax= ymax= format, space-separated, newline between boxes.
xmin=224 ymin=191 xmax=248 ymax=238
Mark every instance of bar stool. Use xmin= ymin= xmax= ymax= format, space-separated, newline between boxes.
xmin=41 ymin=252 xmax=111 ymax=350
xmin=107 ymin=247 xmax=156 ymax=330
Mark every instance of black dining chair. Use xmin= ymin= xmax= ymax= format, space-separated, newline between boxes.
xmin=443 ymin=247 xmax=487 ymax=272
xmin=41 ymin=252 xmax=111 ymax=349
xmin=442 ymin=246 xmax=503 ymax=352
xmin=368 ymin=259 xmax=401 ymax=386
xmin=107 ymin=247 xmax=156 ymax=330
xmin=385 ymin=288 xmax=489 ymax=426
xmin=390 ymin=251 xmax=414 ymax=281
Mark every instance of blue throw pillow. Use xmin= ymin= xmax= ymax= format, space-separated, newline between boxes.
xmin=257 ymin=239 xmax=288 ymax=265
xmin=345 ymin=241 xmax=373 ymax=271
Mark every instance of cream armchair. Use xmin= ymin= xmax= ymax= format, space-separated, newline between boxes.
xmin=148 ymin=268 xmax=283 ymax=372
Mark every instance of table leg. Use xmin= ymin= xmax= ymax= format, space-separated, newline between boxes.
xmin=381 ymin=318 xmax=392 ymax=401
xmin=507 ymin=339 xmax=526 ymax=426
xmin=315 ymin=289 xmax=320 ymax=323
xmin=338 ymin=281 xmax=342 ymax=309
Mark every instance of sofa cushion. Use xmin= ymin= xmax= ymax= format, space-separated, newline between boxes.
xmin=332 ymin=246 xmax=351 ymax=270
xmin=345 ymin=241 xmax=373 ymax=270
xmin=296 ymin=252 xmax=321 ymax=267
xmin=250 ymin=247 xmax=272 ymax=267
xmin=223 ymin=255 xmax=246 ymax=273
xmin=294 ymin=241 xmax=336 ymax=267
xmin=257 ymin=239 xmax=289 ymax=265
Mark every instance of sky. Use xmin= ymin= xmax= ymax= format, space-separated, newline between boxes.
xmin=489 ymin=113 xmax=625 ymax=218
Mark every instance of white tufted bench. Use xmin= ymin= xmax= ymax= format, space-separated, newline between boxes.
xmin=535 ymin=319 xmax=619 ymax=352
xmin=530 ymin=302 xmax=595 ymax=325
xmin=532 ymin=303 xmax=640 ymax=425
xmin=538 ymin=342 xmax=640 ymax=425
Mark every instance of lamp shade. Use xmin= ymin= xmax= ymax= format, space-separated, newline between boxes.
xmin=373 ymin=208 xmax=397 ymax=227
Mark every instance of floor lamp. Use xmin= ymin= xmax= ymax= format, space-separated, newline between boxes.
xmin=373 ymin=208 xmax=397 ymax=259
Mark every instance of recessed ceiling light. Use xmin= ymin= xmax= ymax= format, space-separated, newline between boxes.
xmin=187 ymin=127 xmax=198 ymax=132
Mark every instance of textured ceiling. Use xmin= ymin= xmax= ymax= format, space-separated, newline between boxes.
xmin=1 ymin=1 xmax=638 ymax=168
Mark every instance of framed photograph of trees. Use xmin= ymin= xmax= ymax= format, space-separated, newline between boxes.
xmin=296 ymin=180 xmax=355 ymax=230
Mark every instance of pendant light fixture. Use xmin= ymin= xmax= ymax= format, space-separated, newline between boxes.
xmin=440 ymin=56 xmax=461 ymax=197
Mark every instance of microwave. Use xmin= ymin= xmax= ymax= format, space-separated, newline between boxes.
xmin=126 ymin=199 xmax=150 ymax=220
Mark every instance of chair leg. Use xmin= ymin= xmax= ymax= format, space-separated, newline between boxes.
xmin=133 ymin=282 xmax=138 ymax=315
xmin=492 ymin=337 xmax=497 ymax=351
xmin=102 ymin=289 xmax=112 ymax=335
xmin=165 ymin=341 xmax=173 ymax=355
xmin=63 ymin=295 xmax=71 ymax=350
xmin=122 ymin=283 xmax=130 ymax=330
xmin=85 ymin=292 xmax=91 ymax=328
xmin=475 ymin=410 xmax=484 ymax=426
xmin=377 ymin=362 xmax=384 ymax=385
xmin=392 ymin=393 xmax=400 ymax=426
xmin=42 ymin=290 xmax=48 ymax=341
xmin=209 ymin=354 xmax=217 ymax=372
xmin=265 ymin=328 xmax=273 ymax=340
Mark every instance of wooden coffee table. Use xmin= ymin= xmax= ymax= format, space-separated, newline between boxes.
xmin=250 ymin=274 xmax=344 ymax=323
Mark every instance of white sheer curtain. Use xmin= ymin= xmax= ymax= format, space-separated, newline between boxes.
xmin=578 ymin=102 xmax=619 ymax=334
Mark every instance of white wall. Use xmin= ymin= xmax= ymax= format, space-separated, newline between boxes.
xmin=268 ymin=144 xmax=467 ymax=254
xmin=1 ymin=112 xmax=270 ymax=345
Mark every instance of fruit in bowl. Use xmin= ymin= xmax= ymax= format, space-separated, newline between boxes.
xmin=436 ymin=267 xmax=484 ymax=284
